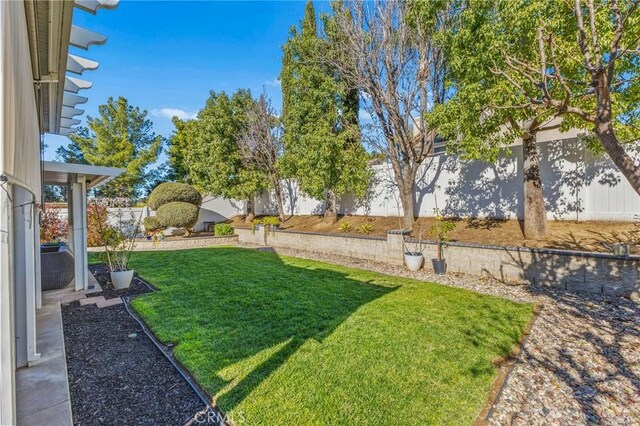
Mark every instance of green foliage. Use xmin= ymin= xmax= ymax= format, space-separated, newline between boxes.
xmin=143 ymin=216 xmax=161 ymax=233
xmin=155 ymin=202 xmax=199 ymax=230
xmin=129 ymin=247 xmax=533 ymax=425
xmin=147 ymin=182 xmax=202 ymax=211
xmin=338 ymin=221 xmax=352 ymax=233
xmin=428 ymin=0 xmax=640 ymax=158
xmin=166 ymin=116 xmax=193 ymax=182
xmin=357 ymin=223 xmax=374 ymax=235
xmin=177 ymin=90 xmax=263 ymax=201
xmin=261 ymin=216 xmax=281 ymax=227
xmin=430 ymin=209 xmax=457 ymax=243
xmin=57 ymin=97 xmax=162 ymax=199
xmin=281 ymin=1 xmax=370 ymax=205
xmin=214 ymin=223 xmax=234 ymax=236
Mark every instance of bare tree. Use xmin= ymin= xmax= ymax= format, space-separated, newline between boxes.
xmin=326 ymin=0 xmax=449 ymax=228
xmin=238 ymin=94 xmax=286 ymax=222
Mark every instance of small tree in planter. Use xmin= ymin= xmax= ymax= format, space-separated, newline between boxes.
xmin=403 ymin=230 xmax=427 ymax=272
xmin=429 ymin=209 xmax=456 ymax=274
xmin=96 ymin=206 xmax=143 ymax=289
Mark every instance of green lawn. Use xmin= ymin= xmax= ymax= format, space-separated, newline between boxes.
xmin=125 ymin=247 xmax=533 ymax=425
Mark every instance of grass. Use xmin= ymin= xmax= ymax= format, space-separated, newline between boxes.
xmin=123 ymin=247 xmax=533 ymax=425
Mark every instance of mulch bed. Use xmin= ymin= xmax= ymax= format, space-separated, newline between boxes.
xmin=62 ymin=267 xmax=208 ymax=425
xmin=88 ymin=264 xmax=153 ymax=299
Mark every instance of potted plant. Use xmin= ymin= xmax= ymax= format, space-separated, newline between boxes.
xmin=95 ymin=202 xmax=143 ymax=289
xmin=403 ymin=228 xmax=425 ymax=271
xmin=429 ymin=208 xmax=456 ymax=274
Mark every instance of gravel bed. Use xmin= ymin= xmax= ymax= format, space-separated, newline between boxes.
xmin=62 ymin=271 xmax=207 ymax=425
xmin=240 ymin=244 xmax=640 ymax=425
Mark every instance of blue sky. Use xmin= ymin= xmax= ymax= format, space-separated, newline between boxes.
xmin=44 ymin=1 xmax=333 ymax=161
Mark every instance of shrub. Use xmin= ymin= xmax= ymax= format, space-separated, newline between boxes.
xmin=338 ymin=221 xmax=352 ymax=233
xmin=357 ymin=223 xmax=374 ymax=234
xmin=143 ymin=216 xmax=161 ymax=233
xmin=214 ymin=223 xmax=234 ymax=236
xmin=87 ymin=201 xmax=109 ymax=247
xmin=262 ymin=216 xmax=280 ymax=227
xmin=147 ymin=182 xmax=202 ymax=211
xmin=156 ymin=202 xmax=199 ymax=232
xmin=40 ymin=207 xmax=68 ymax=243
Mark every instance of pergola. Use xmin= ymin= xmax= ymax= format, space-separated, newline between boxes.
xmin=42 ymin=161 xmax=123 ymax=291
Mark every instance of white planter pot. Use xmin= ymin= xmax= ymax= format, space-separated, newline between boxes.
xmin=404 ymin=252 xmax=424 ymax=271
xmin=110 ymin=269 xmax=134 ymax=290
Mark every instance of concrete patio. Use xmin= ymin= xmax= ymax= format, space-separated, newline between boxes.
xmin=16 ymin=273 xmax=100 ymax=425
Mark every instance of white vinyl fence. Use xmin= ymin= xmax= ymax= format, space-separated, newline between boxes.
xmin=53 ymin=138 xmax=640 ymax=228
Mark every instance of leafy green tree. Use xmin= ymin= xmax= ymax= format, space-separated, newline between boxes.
xmin=166 ymin=116 xmax=194 ymax=183
xmin=423 ymin=0 xmax=556 ymax=239
xmin=181 ymin=90 xmax=262 ymax=221
xmin=281 ymin=0 xmax=369 ymax=224
xmin=57 ymin=97 xmax=162 ymax=199
xmin=436 ymin=0 xmax=640 ymax=215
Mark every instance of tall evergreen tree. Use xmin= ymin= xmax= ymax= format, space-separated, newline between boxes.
xmin=57 ymin=96 xmax=162 ymax=199
xmin=281 ymin=0 xmax=369 ymax=223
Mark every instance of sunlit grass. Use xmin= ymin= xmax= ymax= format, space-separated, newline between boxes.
xmin=125 ymin=247 xmax=533 ymax=425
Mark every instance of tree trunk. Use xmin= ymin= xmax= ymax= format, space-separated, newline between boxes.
xmin=399 ymin=184 xmax=415 ymax=230
xmin=522 ymin=131 xmax=548 ymax=240
xmin=594 ymin=123 xmax=640 ymax=195
xmin=324 ymin=189 xmax=338 ymax=224
xmin=273 ymin=179 xmax=286 ymax=223
xmin=592 ymin=73 xmax=640 ymax=196
xmin=245 ymin=197 xmax=255 ymax=223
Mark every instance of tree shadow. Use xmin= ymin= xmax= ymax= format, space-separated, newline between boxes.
xmin=521 ymin=289 xmax=640 ymax=423
xmin=482 ymin=248 xmax=640 ymax=423
xmin=441 ymin=153 xmax=521 ymax=220
xmin=129 ymin=247 xmax=397 ymax=415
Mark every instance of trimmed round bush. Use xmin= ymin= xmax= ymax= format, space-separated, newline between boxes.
xmin=147 ymin=182 xmax=202 ymax=211
xmin=143 ymin=216 xmax=161 ymax=233
xmin=156 ymin=202 xmax=199 ymax=230
xmin=214 ymin=223 xmax=234 ymax=236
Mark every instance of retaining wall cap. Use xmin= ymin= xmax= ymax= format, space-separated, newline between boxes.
xmin=273 ymin=229 xmax=387 ymax=241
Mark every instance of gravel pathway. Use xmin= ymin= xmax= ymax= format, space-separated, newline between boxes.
xmin=241 ymin=244 xmax=640 ymax=425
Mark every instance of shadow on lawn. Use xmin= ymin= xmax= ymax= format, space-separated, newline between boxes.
xmin=130 ymin=247 xmax=398 ymax=414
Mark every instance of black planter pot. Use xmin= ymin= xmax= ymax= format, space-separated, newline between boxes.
xmin=432 ymin=258 xmax=446 ymax=274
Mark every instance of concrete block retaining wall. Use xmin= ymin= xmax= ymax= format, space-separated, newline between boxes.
xmin=88 ymin=235 xmax=238 ymax=252
xmin=236 ymin=227 xmax=639 ymax=297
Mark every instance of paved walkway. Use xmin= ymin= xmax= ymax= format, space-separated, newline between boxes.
xmin=16 ymin=273 xmax=101 ymax=426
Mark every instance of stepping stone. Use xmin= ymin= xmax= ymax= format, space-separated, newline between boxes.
xmin=96 ymin=298 xmax=123 ymax=308
xmin=79 ymin=296 xmax=105 ymax=306
xmin=60 ymin=293 xmax=87 ymax=304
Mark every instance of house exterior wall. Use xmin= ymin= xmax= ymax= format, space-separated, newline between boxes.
xmin=0 ymin=1 xmax=44 ymax=422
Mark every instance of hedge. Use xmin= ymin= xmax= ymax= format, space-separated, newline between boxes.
xmin=156 ymin=202 xmax=200 ymax=230
xmin=143 ymin=216 xmax=161 ymax=232
xmin=147 ymin=182 xmax=202 ymax=211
